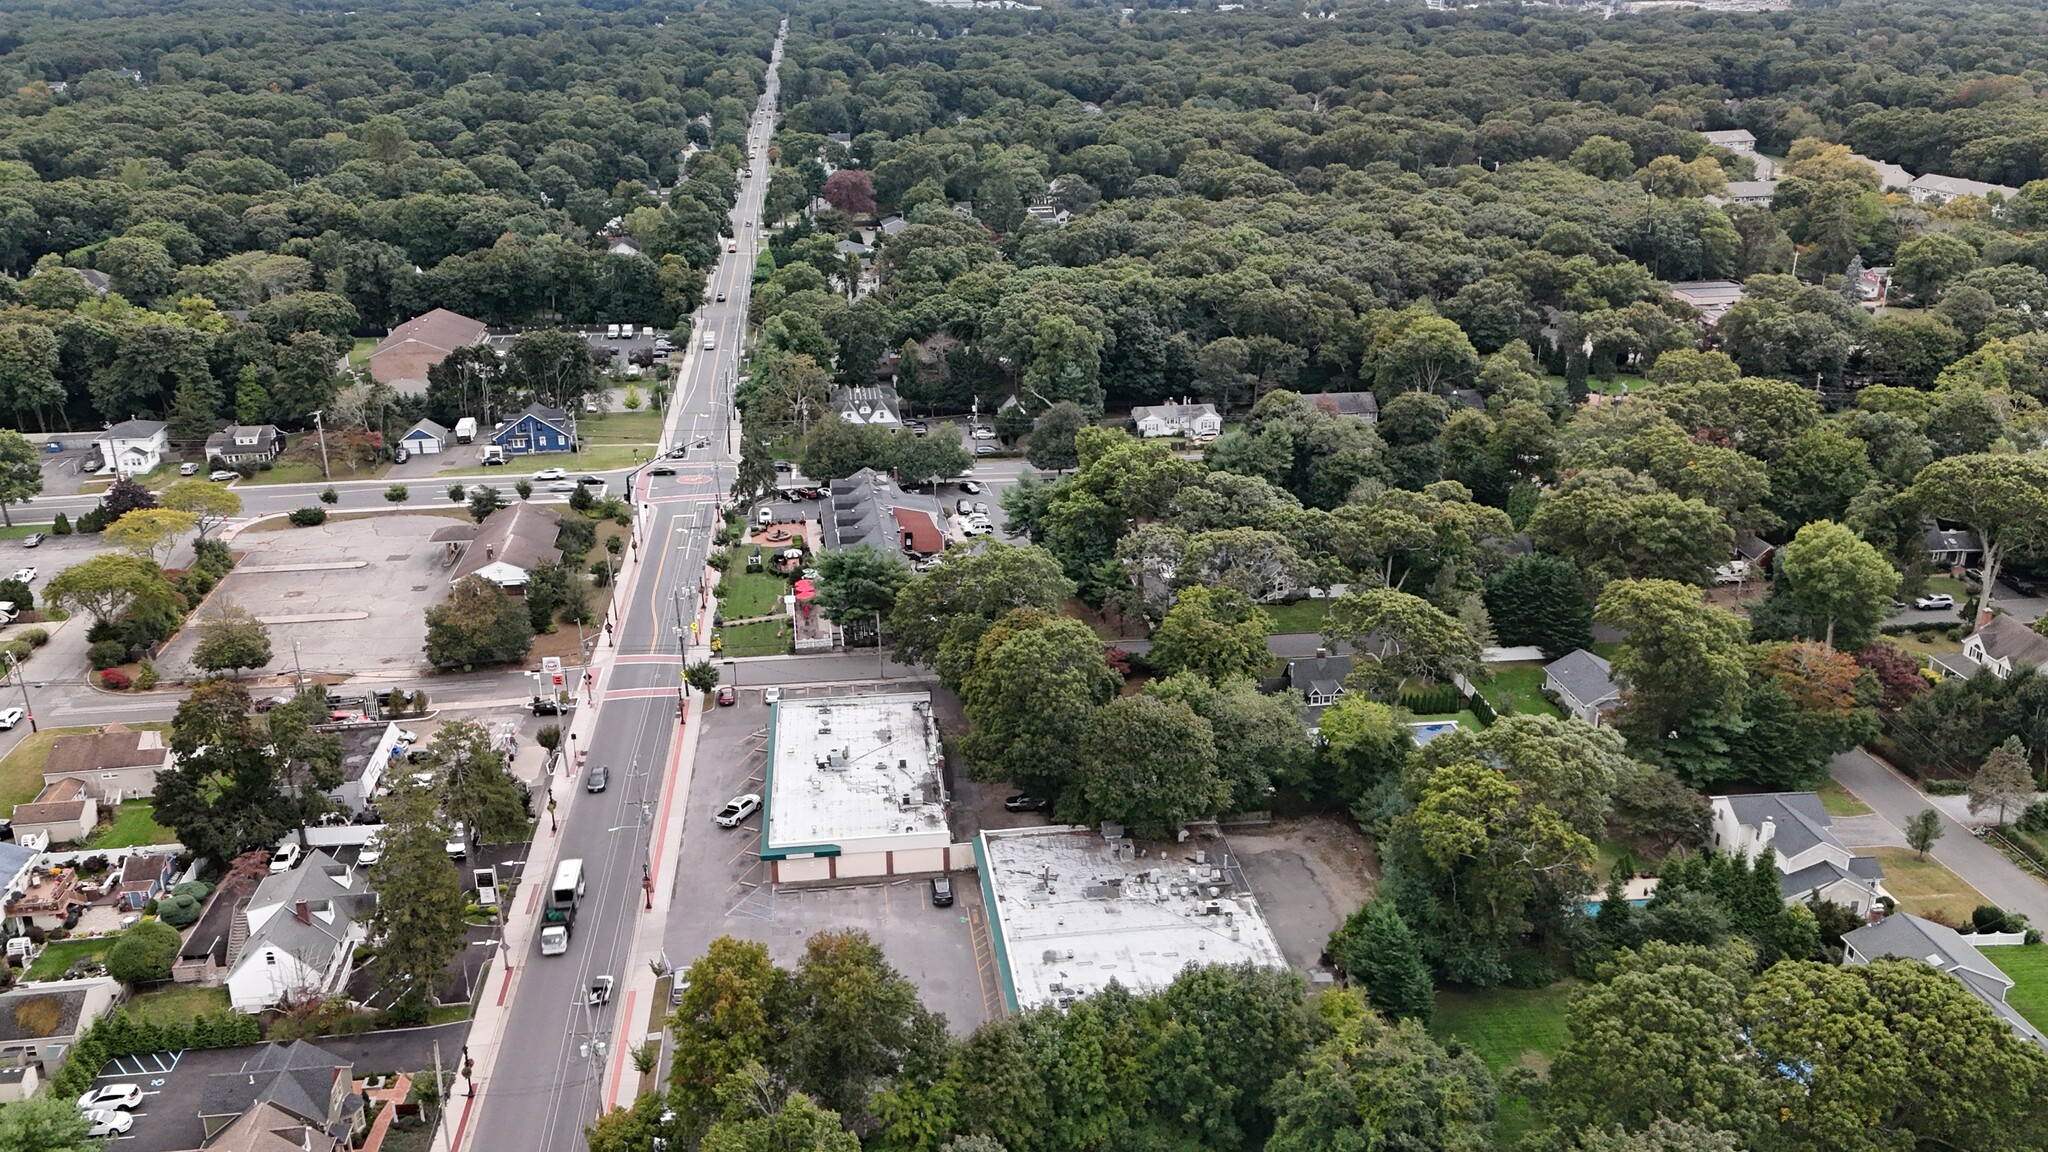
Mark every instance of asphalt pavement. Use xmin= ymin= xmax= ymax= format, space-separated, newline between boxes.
xmin=457 ymin=34 xmax=782 ymax=1152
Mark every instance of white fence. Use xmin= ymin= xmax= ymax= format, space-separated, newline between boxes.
xmin=1963 ymin=930 xmax=2030 ymax=947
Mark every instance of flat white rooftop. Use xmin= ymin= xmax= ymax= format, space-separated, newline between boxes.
xmin=764 ymin=691 xmax=948 ymax=859
xmin=978 ymin=825 xmax=1287 ymax=1012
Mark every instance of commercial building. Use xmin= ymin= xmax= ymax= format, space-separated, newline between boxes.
xmin=759 ymin=691 xmax=963 ymax=883
xmin=368 ymin=308 xmax=487 ymax=395
xmin=976 ymin=824 xmax=1287 ymax=1012
xmin=820 ymin=468 xmax=948 ymax=559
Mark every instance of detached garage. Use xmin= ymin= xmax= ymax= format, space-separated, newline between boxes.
xmin=400 ymin=419 xmax=449 ymax=455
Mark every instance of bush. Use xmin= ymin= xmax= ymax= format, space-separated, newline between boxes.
xmin=3 ymin=638 xmax=33 ymax=665
xmin=516 ymin=480 xmax=534 ymax=499
xmin=1924 ymin=779 xmax=1970 ymax=796
xmin=18 ymin=627 xmax=47 ymax=647
xmin=385 ymin=484 xmax=409 ymax=503
xmin=287 ymin=507 xmax=327 ymax=527
xmin=448 ymin=484 xmax=466 ymax=502
xmin=1972 ymin=904 xmax=2029 ymax=934
xmin=88 ymin=640 xmax=129 ymax=670
xmin=75 ymin=506 xmax=108 ymax=534
xmin=136 ymin=660 xmax=158 ymax=690
xmin=157 ymin=891 xmax=204 ymax=927
xmin=319 ymin=486 xmax=339 ymax=504
xmin=2019 ymin=799 xmax=2048 ymax=832
xmin=99 ymin=669 xmax=132 ymax=690
xmin=0 ymin=579 xmax=33 ymax=613
xmin=106 ymin=921 xmax=181 ymax=986
xmin=568 ymin=484 xmax=594 ymax=512
xmin=50 ymin=512 xmax=70 ymax=535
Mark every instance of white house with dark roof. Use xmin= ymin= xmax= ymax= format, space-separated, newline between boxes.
xmin=1543 ymin=649 xmax=1621 ymax=728
xmin=1308 ymin=391 xmax=1379 ymax=423
xmin=829 ymin=383 xmax=902 ymax=426
xmin=226 ymin=850 xmax=374 ymax=1013
xmin=1667 ymin=280 xmax=1747 ymax=326
xmin=1926 ymin=523 xmax=1983 ymax=567
xmin=1908 ymin=172 xmax=2019 ymax=206
xmin=1844 ymin=912 xmax=2047 ymax=1049
xmin=199 ymin=1039 xmax=362 ymax=1146
xmin=95 ymin=418 xmax=167 ymax=477
xmin=1283 ymin=653 xmax=1352 ymax=708
xmin=1711 ymin=792 xmax=1888 ymax=917
xmin=1930 ymin=614 xmax=2048 ymax=682
xmin=399 ymin=418 xmax=449 ymax=455
xmin=205 ymin=424 xmax=284 ymax=465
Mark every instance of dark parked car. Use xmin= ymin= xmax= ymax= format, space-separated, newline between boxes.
xmin=930 ymin=875 xmax=954 ymax=907
xmin=251 ymin=696 xmax=283 ymax=713
xmin=2003 ymin=572 xmax=2041 ymax=597
xmin=531 ymin=697 xmax=563 ymax=716
xmin=1004 ymin=794 xmax=1051 ymax=813
xmin=650 ymin=466 xmax=676 ymax=476
xmin=586 ymin=763 xmax=610 ymax=792
xmin=773 ymin=460 xmax=794 ymax=472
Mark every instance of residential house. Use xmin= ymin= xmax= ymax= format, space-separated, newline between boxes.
xmin=1543 ymin=649 xmax=1622 ymax=728
xmin=1131 ymin=402 xmax=1223 ymax=439
xmin=878 ymin=216 xmax=910 ymax=237
xmin=1024 ymin=201 xmax=1072 ymax=227
xmin=10 ymin=779 xmax=97 ymax=845
xmin=1666 ymin=280 xmax=1747 ymax=326
xmin=1848 ymin=152 xmax=1913 ymax=192
xmin=607 ymin=237 xmax=642 ymax=257
xmin=1716 ymin=180 xmax=1777 ymax=206
xmin=367 ymin=309 xmax=487 ymax=396
xmin=1908 ymin=172 xmax=2019 ymax=206
xmin=1844 ymin=913 xmax=2048 ymax=1049
xmin=226 ymin=851 xmax=374 ymax=1013
xmin=829 ymin=383 xmax=903 ymax=426
xmin=821 ymin=468 xmax=948 ymax=558
xmin=112 ymin=851 xmax=176 ymax=911
xmin=199 ymin=1040 xmax=364 ymax=1145
xmin=432 ymin=502 xmax=563 ymax=594
xmin=1734 ymin=531 xmax=1777 ymax=571
xmin=202 ymin=1101 xmax=350 ymax=1152
xmin=1700 ymin=128 xmax=1757 ymax=153
xmin=1930 ymin=614 xmax=2048 ymax=682
xmin=0 ymin=978 xmax=122 ymax=1078
xmin=835 ymin=239 xmax=874 ymax=260
xmin=29 ymin=265 xmax=109 ymax=296
xmin=42 ymin=723 xmax=174 ymax=802
xmin=1710 ymin=792 xmax=1888 ymax=916
xmin=1309 ymin=391 xmax=1379 ymax=423
xmin=1283 ymin=653 xmax=1353 ymax=708
xmin=489 ymin=403 xmax=577 ymax=455
xmin=398 ymin=418 xmax=449 ymax=456
xmin=95 ymin=418 xmax=168 ymax=477
xmin=1925 ymin=523 xmax=1983 ymax=568
xmin=204 ymin=424 xmax=284 ymax=466
xmin=2 ymin=859 xmax=93 ymax=932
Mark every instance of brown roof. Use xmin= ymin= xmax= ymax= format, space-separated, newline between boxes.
xmin=203 ymin=1102 xmax=343 ymax=1152
xmin=442 ymin=502 xmax=563 ymax=584
xmin=895 ymin=508 xmax=945 ymax=556
xmin=367 ymin=308 xmax=486 ymax=386
xmin=13 ymin=778 xmax=90 ymax=824
xmin=44 ymin=724 xmax=167 ymax=778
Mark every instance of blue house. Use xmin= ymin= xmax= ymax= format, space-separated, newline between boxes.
xmin=491 ymin=404 xmax=577 ymax=455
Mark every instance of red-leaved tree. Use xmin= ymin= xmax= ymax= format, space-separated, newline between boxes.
xmin=821 ymin=169 xmax=877 ymax=216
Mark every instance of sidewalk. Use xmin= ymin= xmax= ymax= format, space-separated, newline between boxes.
xmin=433 ymin=485 xmax=662 ymax=1152
xmin=1831 ymin=747 xmax=2048 ymax=926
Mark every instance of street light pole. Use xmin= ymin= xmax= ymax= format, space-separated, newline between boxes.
xmin=875 ymin=610 xmax=884 ymax=680
xmin=292 ymin=638 xmax=304 ymax=692
xmin=309 ymin=410 xmax=331 ymax=480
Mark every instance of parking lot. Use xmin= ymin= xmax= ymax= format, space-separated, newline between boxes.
xmin=157 ymin=515 xmax=459 ymax=679
xmin=80 ymin=1024 xmax=470 ymax=1152
xmin=661 ymin=682 xmax=998 ymax=1033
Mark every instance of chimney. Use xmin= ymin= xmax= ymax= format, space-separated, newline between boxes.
xmin=1757 ymin=817 xmax=1776 ymax=848
xmin=1315 ymin=647 xmax=1327 ymax=659
xmin=294 ymin=900 xmax=310 ymax=924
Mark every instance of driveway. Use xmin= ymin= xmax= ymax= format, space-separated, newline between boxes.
xmin=1831 ymin=747 xmax=2048 ymax=925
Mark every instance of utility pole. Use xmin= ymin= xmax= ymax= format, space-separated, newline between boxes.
xmin=432 ymin=1040 xmax=449 ymax=1148
xmin=6 ymin=653 xmax=35 ymax=733
xmin=292 ymin=639 xmax=304 ymax=691
xmin=309 ymin=410 xmax=331 ymax=479
xmin=875 ymin=610 xmax=885 ymax=679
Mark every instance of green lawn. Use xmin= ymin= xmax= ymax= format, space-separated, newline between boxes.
xmin=1413 ymin=711 xmax=1485 ymax=733
xmin=578 ymin=410 xmax=665 ymax=446
xmin=348 ymin=336 xmax=377 ymax=369
xmin=122 ymin=984 xmax=228 ymax=1025
xmin=1261 ymin=599 xmax=1329 ymax=635
xmin=441 ymin=445 xmax=652 ymax=476
xmin=85 ymin=800 xmax=174 ymax=849
xmin=1432 ymin=980 xmax=1580 ymax=1144
xmin=718 ymin=619 xmax=789 ymax=658
xmin=0 ymin=523 xmax=56 ymax=539
xmin=1818 ymin=778 xmax=1873 ymax=817
xmin=235 ymin=460 xmax=374 ymax=486
xmin=1864 ymin=847 xmax=1988 ymax=923
xmin=718 ymin=566 xmax=790 ymax=619
xmin=25 ymin=937 xmax=112 ymax=981
xmin=1926 ymin=575 xmax=1969 ymax=600
xmin=1988 ymin=945 xmax=2048 ymax=1035
xmin=1476 ymin=664 xmax=1563 ymax=718
xmin=1589 ymin=641 xmax=1622 ymax=659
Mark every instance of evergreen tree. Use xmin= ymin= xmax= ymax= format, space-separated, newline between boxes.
xmin=1328 ymin=900 xmax=1437 ymax=1023
xmin=168 ymin=371 xmax=224 ymax=441
xmin=234 ymin=364 xmax=271 ymax=424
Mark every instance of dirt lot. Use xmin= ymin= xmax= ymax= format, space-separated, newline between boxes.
xmin=1228 ymin=814 xmax=1379 ymax=969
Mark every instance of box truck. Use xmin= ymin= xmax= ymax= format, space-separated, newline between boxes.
xmin=454 ymin=417 xmax=478 ymax=444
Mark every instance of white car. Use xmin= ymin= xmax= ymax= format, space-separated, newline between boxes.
xmin=77 ymin=1084 xmax=143 ymax=1111
xmin=269 ymin=841 xmax=302 ymax=873
xmin=394 ymin=729 xmax=419 ymax=744
xmin=83 ymin=1110 xmax=134 ymax=1138
xmin=961 ymin=521 xmax=994 ymax=538
xmin=714 ymin=793 xmax=762 ymax=828
xmin=179 ymin=462 xmax=200 ymax=476
xmin=10 ymin=567 xmax=35 ymax=584
xmin=1914 ymin=593 xmax=1956 ymax=610
xmin=546 ymin=480 xmax=577 ymax=493
xmin=358 ymin=833 xmax=383 ymax=867
xmin=0 ymin=707 xmax=23 ymax=730
xmin=970 ymin=426 xmax=996 ymax=440
xmin=763 ymin=686 xmax=782 ymax=706
xmin=210 ymin=470 xmax=238 ymax=482
xmin=534 ymin=467 xmax=567 ymax=481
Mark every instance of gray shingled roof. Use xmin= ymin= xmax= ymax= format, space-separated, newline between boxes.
xmin=402 ymin=418 xmax=449 ymax=442
xmin=1285 ymin=655 xmax=1353 ymax=699
xmin=1975 ymin=614 xmax=2048 ymax=670
xmin=1721 ymin=792 xmax=1840 ymax=861
xmin=1780 ymin=857 xmax=1882 ymax=900
xmin=102 ymin=418 xmax=166 ymax=441
xmin=1544 ymin=649 xmax=1619 ymax=707
xmin=200 ymin=1040 xmax=355 ymax=1129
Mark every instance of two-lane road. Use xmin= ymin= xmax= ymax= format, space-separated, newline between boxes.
xmin=464 ymin=31 xmax=784 ymax=1152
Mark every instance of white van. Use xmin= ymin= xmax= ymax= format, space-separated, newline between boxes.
xmin=642 ymin=326 xmax=657 ymax=339
xmin=606 ymin=324 xmax=622 ymax=339
xmin=702 ymin=333 xmax=716 ymax=351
